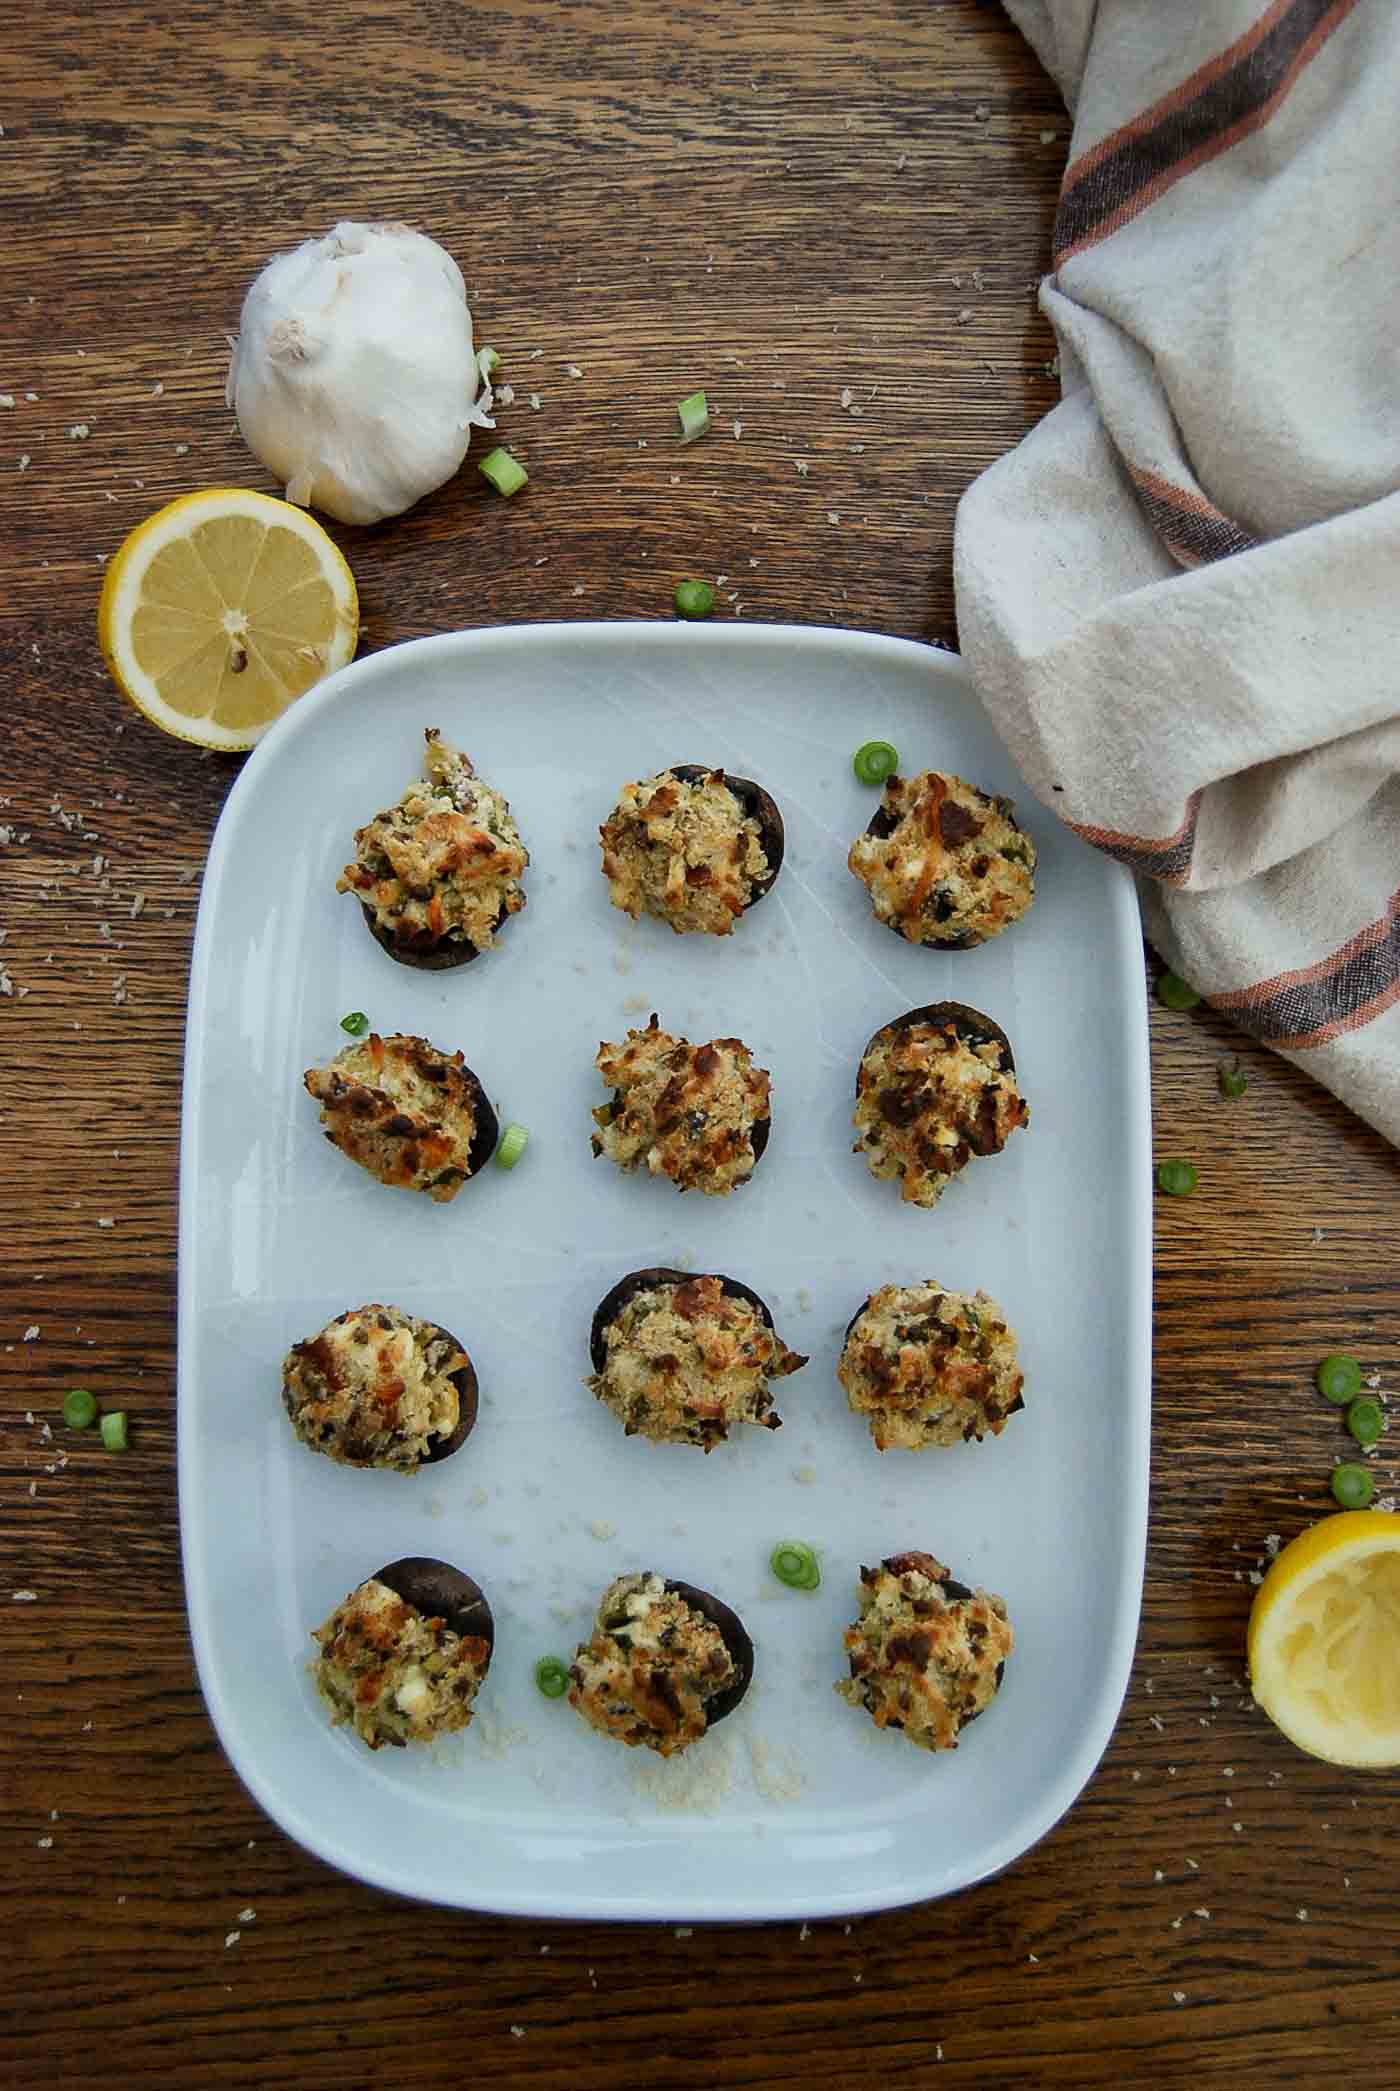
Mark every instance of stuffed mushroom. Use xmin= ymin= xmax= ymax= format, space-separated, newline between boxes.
xmin=836 ymin=1551 xmax=1013 ymax=1751
xmin=839 ymin=1282 xmax=1024 ymax=1450
xmin=588 ymin=1267 xmax=807 ymax=1450
xmin=568 ymin=1570 xmax=753 ymax=1755
xmin=304 ymin=1029 xmax=498 ymax=1199
xmin=854 ymin=1001 xmax=1028 ymax=1207
xmin=337 ymin=728 xmax=528 ymax=969
xmin=310 ymin=1556 xmax=494 ymax=1751
xmin=848 ymin=768 xmax=1035 ymax=949
xmin=592 ymin=1016 xmax=770 ymax=1195
xmin=282 ymin=1303 xmax=478 ymax=1471
xmin=599 ymin=763 xmax=783 ymax=934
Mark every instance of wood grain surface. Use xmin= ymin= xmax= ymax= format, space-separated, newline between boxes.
xmin=3 ymin=2 xmax=1398 ymax=2084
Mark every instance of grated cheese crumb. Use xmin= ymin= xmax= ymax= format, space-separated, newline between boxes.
xmin=22 ymin=1325 xmax=39 ymax=1341
xmin=68 ymin=422 xmax=91 ymax=439
xmin=225 ymin=1931 xmax=241 ymax=1948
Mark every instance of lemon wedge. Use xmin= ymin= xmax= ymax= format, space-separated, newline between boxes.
xmin=1248 ymin=1509 xmax=1400 ymax=1768
xmin=98 ymin=488 xmax=358 ymax=751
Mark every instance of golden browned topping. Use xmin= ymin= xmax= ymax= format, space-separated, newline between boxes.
xmin=311 ymin=1576 xmax=490 ymax=1750
xmin=839 ymin=1282 xmax=1024 ymax=1450
xmin=304 ymin=1031 xmax=484 ymax=1200
xmin=592 ymin=1016 xmax=770 ymax=1196
xmin=337 ymin=729 xmax=528 ymax=956
xmin=568 ymin=1572 xmax=736 ymax=1756
xmin=855 ymin=1018 xmax=1027 ymax=1207
xmin=836 ymin=1553 xmax=1013 ymax=1751
xmin=600 ymin=768 xmax=769 ymax=935
xmin=283 ymin=1304 xmax=466 ymax=1471
xmin=590 ymin=1275 xmax=806 ymax=1450
xmin=848 ymin=770 xmax=1035 ymax=947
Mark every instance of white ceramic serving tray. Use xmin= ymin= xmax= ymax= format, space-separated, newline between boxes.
xmin=179 ymin=621 xmax=1151 ymax=1922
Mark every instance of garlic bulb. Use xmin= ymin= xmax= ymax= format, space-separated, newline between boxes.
xmin=226 ymin=221 xmax=494 ymax=526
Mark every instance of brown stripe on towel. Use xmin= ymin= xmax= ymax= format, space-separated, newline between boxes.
xmin=1069 ymin=792 xmax=1202 ymax=886
xmin=1054 ymin=0 xmax=1363 ymax=268
xmin=1212 ymin=886 xmax=1400 ymax=1048
xmin=1128 ymin=467 xmax=1259 ymax=568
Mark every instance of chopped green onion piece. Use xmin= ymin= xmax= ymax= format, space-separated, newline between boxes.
xmin=677 ymin=389 xmax=709 ymax=443
xmin=853 ymin=740 xmax=899 ymax=787
xmin=478 ymin=446 xmax=528 ymax=496
xmin=1331 ymin=1462 xmax=1374 ymax=1511
xmin=495 ymin=1122 xmax=529 ymax=1170
xmin=1156 ymin=972 xmax=1201 ymax=1011
xmin=477 ymin=345 xmax=500 ymax=381
xmin=1316 ymin=1353 xmax=1362 ymax=1405
xmin=340 ymin=1010 xmax=369 ymax=1037
xmin=63 ymin=1388 xmax=97 ymax=1430
xmin=1156 ymin=1158 xmax=1198 ymax=1196
xmin=1218 ymin=1057 xmax=1248 ymax=1099
xmin=1346 ymin=1396 xmax=1384 ymax=1449
xmin=770 ymin=1540 xmax=821 ymax=1591
xmin=100 ymin=1411 xmax=129 ymax=1453
xmin=674 ymin=579 xmax=715 ymax=620
xmin=534 ymin=1655 xmax=569 ymax=1698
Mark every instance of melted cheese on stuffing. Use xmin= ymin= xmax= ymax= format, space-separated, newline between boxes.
xmin=600 ymin=769 xmax=769 ymax=935
xmin=312 ymin=1577 xmax=490 ymax=1750
xmin=848 ymin=770 xmax=1035 ymax=947
xmin=592 ymin=1018 xmax=770 ymax=1195
xmin=836 ymin=1554 xmax=1013 ymax=1751
xmin=338 ymin=729 xmax=528 ymax=954
xmin=589 ymin=1275 xmax=805 ymax=1450
xmin=568 ymin=1572 xmax=735 ymax=1756
xmin=854 ymin=1018 xmax=1028 ymax=1207
xmin=304 ymin=1031 xmax=481 ymax=1200
xmin=839 ymin=1282 xmax=1023 ymax=1450
xmin=283 ymin=1304 xmax=465 ymax=1470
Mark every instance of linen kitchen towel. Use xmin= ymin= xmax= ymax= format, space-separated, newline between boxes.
xmin=954 ymin=0 xmax=1400 ymax=1142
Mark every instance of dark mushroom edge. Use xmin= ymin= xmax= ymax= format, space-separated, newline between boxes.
xmin=462 ymin=1065 xmax=501 ymax=1176
xmin=588 ymin=1265 xmax=777 ymax=1375
xmin=360 ymin=898 xmax=510 ymax=972
xmin=670 ymin=763 xmax=785 ymax=908
xmin=664 ymin=1577 xmax=755 ymax=1726
xmin=374 ymin=1556 xmax=496 ymax=1655
xmin=860 ymin=1000 xmax=1017 ymax=1083
xmin=424 ymin=1334 xmax=481 ymax=1464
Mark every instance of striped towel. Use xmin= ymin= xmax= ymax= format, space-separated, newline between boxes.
xmin=954 ymin=0 xmax=1400 ymax=1142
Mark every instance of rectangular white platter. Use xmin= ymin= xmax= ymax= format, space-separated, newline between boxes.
xmin=179 ymin=621 xmax=1151 ymax=1922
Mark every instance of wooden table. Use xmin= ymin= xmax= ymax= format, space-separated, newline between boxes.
xmin=4 ymin=3 xmax=1397 ymax=2083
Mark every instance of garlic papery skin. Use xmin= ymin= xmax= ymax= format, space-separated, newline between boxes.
xmin=226 ymin=221 xmax=494 ymax=526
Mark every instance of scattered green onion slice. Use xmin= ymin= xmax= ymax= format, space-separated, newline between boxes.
xmin=1331 ymin=1462 xmax=1374 ymax=1511
xmin=1156 ymin=1158 xmax=1198 ymax=1196
xmin=674 ymin=579 xmax=715 ymax=620
xmin=1156 ymin=972 xmax=1201 ymax=1011
xmin=340 ymin=1010 xmax=369 ymax=1037
xmin=1316 ymin=1353 xmax=1362 ymax=1406
xmin=853 ymin=740 xmax=899 ymax=787
xmin=1218 ymin=1057 xmax=1248 ymax=1099
xmin=677 ymin=389 xmax=709 ymax=443
xmin=100 ymin=1411 xmax=129 ymax=1453
xmin=63 ymin=1388 xmax=97 ymax=1430
xmin=478 ymin=446 xmax=528 ymax=496
xmin=1345 ymin=1396 xmax=1384 ymax=1449
xmin=495 ymin=1123 xmax=529 ymax=1170
xmin=534 ymin=1656 xmax=569 ymax=1698
xmin=477 ymin=345 xmax=500 ymax=381
xmin=770 ymin=1540 xmax=821 ymax=1591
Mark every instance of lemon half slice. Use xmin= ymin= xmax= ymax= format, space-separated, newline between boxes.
xmin=98 ymin=488 xmax=359 ymax=751
xmin=1248 ymin=1509 xmax=1400 ymax=1767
